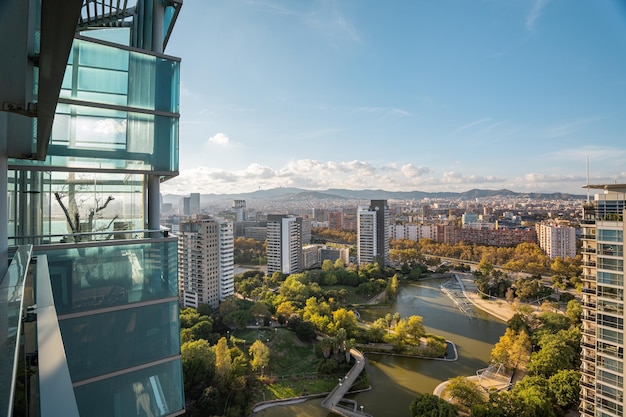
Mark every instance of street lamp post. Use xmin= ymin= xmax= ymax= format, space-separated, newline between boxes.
xmin=360 ymin=405 xmax=364 ymax=413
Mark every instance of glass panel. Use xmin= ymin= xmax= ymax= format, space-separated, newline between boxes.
xmin=598 ymin=272 xmax=624 ymax=286
xmin=60 ymin=302 xmax=181 ymax=381
xmin=598 ymin=257 xmax=624 ymax=272
xmin=37 ymin=239 xmax=178 ymax=315
xmin=58 ymin=38 xmax=178 ymax=113
xmin=599 ymin=243 xmax=623 ymax=257
xmin=598 ymin=229 xmax=624 ymax=243
xmin=9 ymin=171 xmax=144 ymax=246
xmin=14 ymin=105 xmax=178 ymax=173
xmin=598 ymin=285 xmax=624 ymax=301
xmin=0 ymin=246 xmax=33 ymax=415
xmin=74 ymin=358 xmax=183 ymax=417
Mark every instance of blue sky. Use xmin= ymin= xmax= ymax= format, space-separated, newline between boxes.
xmin=162 ymin=0 xmax=626 ymax=196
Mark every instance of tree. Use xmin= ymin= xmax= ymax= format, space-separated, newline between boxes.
xmin=409 ymin=393 xmax=458 ymax=417
xmin=566 ymin=299 xmax=582 ymax=324
xmin=181 ymin=339 xmax=215 ymax=401
xmin=214 ymin=337 xmax=232 ymax=385
xmin=190 ymin=320 xmax=213 ymax=341
xmin=248 ymin=340 xmax=270 ymax=371
xmin=334 ymin=258 xmax=345 ymax=269
xmin=478 ymin=257 xmax=494 ymax=276
xmin=54 ymin=174 xmax=118 ymax=241
xmin=548 ymin=369 xmax=580 ymax=408
xmin=447 ymin=376 xmax=487 ymax=409
xmin=322 ymin=259 xmax=334 ymax=271
xmin=528 ymin=337 xmax=576 ymax=378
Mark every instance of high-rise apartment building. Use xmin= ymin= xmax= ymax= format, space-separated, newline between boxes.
xmin=328 ymin=211 xmax=345 ymax=230
xmin=183 ymin=193 xmax=200 ymax=216
xmin=178 ymin=217 xmax=234 ymax=309
xmin=579 ymin=185 xmax=626 ymax=417
xmin=267 ymin=214 xmax=303 ymax=276
xmin=232 ymin=199 xmax=247 ymax=221
xmin=536 ymin=221 xmax=577 ymax=259
xmin=1 ymin=1 xmax=185 ymax=416
xmin=357 ymin=200 xmax=389 ymax=267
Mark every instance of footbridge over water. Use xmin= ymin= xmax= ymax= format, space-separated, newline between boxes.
xmin=320 ymin=348 xmax=372 ymax=417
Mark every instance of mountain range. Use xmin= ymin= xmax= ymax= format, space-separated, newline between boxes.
xmin=162 ymin=187 xmax=586 ymax=204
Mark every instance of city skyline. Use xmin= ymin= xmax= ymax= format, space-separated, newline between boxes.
xmin=163 ymin=0 xmax=626 ymax=196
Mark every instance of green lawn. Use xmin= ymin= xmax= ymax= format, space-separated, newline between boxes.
xmin=232 ymin=327 xmax=369 ymax=404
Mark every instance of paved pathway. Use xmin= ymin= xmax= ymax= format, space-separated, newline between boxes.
xmin=320 ymin=348 xmax=372 ymax=417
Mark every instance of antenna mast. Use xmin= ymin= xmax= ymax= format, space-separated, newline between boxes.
xmin=586 ymin=156 xmax=590 ymax=202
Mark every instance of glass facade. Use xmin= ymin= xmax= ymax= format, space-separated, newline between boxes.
xmin=580 ymin=190 xmax=626 ymax=417
xmin=1 ymin=1 xmax=185 ymax=416
xmin=74 ymin=358 xmax=183 ymax=417
xmin=42 ymin=240 xmax=178 ymax=315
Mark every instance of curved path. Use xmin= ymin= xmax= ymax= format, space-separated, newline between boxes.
xmin=320 ymin=348 xmax=372 ymax=416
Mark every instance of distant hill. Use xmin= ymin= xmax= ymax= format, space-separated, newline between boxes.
xmin=162 ymin=187 xmax=586 ymax=204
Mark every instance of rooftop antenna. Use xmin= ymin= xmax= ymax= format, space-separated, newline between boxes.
xmin=586 ymin=156 xmax=590 ymax=203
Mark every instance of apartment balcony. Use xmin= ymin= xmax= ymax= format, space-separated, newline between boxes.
xmin=582 ymin=327 xmax=597 ymax=336
xmin=582 ymin=369 xmax=596 ymax=378
xmin=582 ymin=274 xmax=596 ymax=282
xmin=582 ymin=341 xmax=596 ymax=349
xmin=582 ymin=246 xmax=597 ymax=254
xmin=582 ymin=354 xmax=596 ymax=363
xmin=581 ymin=219 xmax=596 ymax=225
xmin=581 ymin=234 xmax=596 ymax=240
xmin=582 ymin=313 xmax=597 ymax=322
xmin=582 ymin=287 xmax=597 ymax=294
xmin=583 ymin=260 xmax=597 ymax=267
xmin=581 ymin=380 xmax=596 ymax=390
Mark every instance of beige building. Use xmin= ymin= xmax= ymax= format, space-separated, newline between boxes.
xmin=536 ymin=221 xmax=577 ymax=259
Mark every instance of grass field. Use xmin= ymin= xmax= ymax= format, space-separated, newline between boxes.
xmin=231 ymin=327 xmax=367 ymax=403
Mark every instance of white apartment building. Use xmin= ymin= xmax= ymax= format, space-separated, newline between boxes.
xmin=267 ymin=214 xmax=303 ymax=275
xmin=536 ymin=221 xmax=577 ymax=259
xmin=357 ymin=200 xmax=389 ymax=266
xmin=391 ymin=223 xmax=438 ymax=241
xmin=580 ymin=185 xmax=626 ymax=417
xmin=178 ymin=217 xmax=234 ymax=309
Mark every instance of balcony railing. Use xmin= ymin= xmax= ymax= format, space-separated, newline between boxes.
xmin=0 ymin=245 xmax=33 ymax=417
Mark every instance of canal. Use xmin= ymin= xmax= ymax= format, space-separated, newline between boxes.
xmin=254 ymin=278 xmax=507 ymax=417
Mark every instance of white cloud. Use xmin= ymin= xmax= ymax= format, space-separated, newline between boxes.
xmin=401 ymin=164 xmax=430 ymax=178
xmin=526 ymin=0 xmax=549 ymax=32
xmin=163 ymin=159 xmax=518 ymax=195
xmin=207 ymin=132 xmax=231 ymax=146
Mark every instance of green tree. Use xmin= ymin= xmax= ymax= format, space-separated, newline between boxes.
xmin=409 ymin=393 xmax=458 ymax=417
xmin=181 ymin=339 xmax=215 ymax=401
xmin=190 ymin=319 xmax=213 ymax=341
xmin=214 ymin=337 xmax=232 ymax=385
xmin=566 ymin=299 xmax=582 ymax=324
xmin=322 ymin=259 xmax=334 ymax=271
xmin=447 ymin=376 xmax=487 ymax=408
xmin=334 ymin=257 xmax=345 ymax=269
xmin=548 ymin=369 xmax=580 ymax=408
xmin=528 ymin=337 xmax=576 ymax=378
xmin=248 ymin=340 xmax=270 ymax=371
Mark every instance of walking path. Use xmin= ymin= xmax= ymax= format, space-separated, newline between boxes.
xmin=320 ymin=348 xmax=372 ymax=416
xmin=454 ymin=273 xmax=517 ymax=322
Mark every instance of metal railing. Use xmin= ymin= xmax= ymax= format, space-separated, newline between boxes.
xmin=0 ymin=245 xmax=34 ymax=417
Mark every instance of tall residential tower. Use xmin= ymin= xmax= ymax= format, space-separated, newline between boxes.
xmin=266 ymin=214 xmax=303 ymax=276
xmin=357 ymin=200 xmax=390 ymax=267
xmin=178 ymin=217 xmax=235 ymax=309
xmin=579 ymin=184 xmax=626 ymax=417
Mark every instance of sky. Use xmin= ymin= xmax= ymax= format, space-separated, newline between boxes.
xmin=162 ymin=0 xmax=626 ymax=196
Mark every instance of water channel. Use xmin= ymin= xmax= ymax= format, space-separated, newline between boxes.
xmin=254 ymin=278 xmax=508 ymax=417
